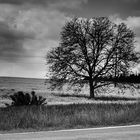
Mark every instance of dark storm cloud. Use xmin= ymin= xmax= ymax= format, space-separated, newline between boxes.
xmin=112 ymin=0 xmax=140 ymax=17
xmin=0 ymin=0 xmax=139 ymax=17
xmin=0 ymin=22 xmax=34 ymax=62
xmin=0 ymin=0 xmax=87 ymax=8
xmin=0 ymin=0 xmax=46 ymax=5
xmin=71 ymin=0 xmax=140 ymax=18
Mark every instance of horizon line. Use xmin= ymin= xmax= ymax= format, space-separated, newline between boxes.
xmin=0 ymin=76 xmax=46 ymax=79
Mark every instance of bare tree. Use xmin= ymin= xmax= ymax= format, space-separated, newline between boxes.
xmin=46 ymin=17 xmax=139 ymax=98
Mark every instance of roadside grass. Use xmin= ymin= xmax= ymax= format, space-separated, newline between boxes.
xmin=0 ymin=102 xmax=140 ymax=132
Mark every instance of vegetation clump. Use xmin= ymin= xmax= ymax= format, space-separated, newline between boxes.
xmin=7 ymin=91 xmax=47 ymax=106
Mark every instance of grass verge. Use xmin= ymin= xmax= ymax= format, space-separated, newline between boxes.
xmin=0 ymin=102 xmax=140 ymax=132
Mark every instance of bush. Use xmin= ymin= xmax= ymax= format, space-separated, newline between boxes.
xmin=7 ymin=91 xmax=47 ymax=106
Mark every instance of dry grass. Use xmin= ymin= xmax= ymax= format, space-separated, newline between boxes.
xmin=0 ymin=102 xmax=140 ymax=132
xmin=0 ymin=77 xmax=140 ymax=132
xmin=1 ymin=77 xmax=140 ymax=106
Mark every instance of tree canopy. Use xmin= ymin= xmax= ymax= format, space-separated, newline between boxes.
xmin=46 ymin=17 xmax=139 ymax=98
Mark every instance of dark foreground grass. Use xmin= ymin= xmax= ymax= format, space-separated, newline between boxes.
xmin=0 ymin=103 xmax=140 ymax=132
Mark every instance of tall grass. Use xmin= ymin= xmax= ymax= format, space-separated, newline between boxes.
xmin=0 ymin=103 xmax=140 ymax=131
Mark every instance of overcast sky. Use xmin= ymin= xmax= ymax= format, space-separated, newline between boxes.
xmin=0 ymin=0 xmax=140 ymax=78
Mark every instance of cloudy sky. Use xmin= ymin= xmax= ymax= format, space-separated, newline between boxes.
xmin=0 ymin=0 xmax=140 ymax=78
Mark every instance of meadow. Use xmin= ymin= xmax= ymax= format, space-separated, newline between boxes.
xmin=0 ymin=77 xmax=140 ymax=107
xmin=0 ymin=77 xmax=140 ymax=132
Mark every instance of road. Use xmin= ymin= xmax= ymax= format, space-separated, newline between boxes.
xmin=0 ymin=125 xmax=140 ymax=140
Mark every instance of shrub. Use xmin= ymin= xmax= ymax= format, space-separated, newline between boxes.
xmin=7 ymin=91 xmax=47 ymax=106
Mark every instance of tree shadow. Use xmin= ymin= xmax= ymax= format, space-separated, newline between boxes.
xmin=53 ymin=93 xmax=139 ymax=101
xmin=94 ymin=96 xmax=139 ymax=101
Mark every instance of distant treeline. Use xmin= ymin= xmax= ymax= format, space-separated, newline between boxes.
xmin=98 ymin=73 xmax=140 ymax=84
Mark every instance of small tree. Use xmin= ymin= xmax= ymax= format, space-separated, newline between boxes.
xmin=46 ymin=17 xmax=139 ymax=98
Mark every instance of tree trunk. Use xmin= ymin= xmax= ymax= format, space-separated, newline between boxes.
xmin=89 ymin=80 xmax=95 ymax=99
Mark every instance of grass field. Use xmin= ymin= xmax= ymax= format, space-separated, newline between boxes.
xmin=0 ymin=77 xmax=140 ymax=132
xmin=0 ymin=77 xmax=140 ymax=107
xmin=0 ymin=103 xmax=140 ymax=132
